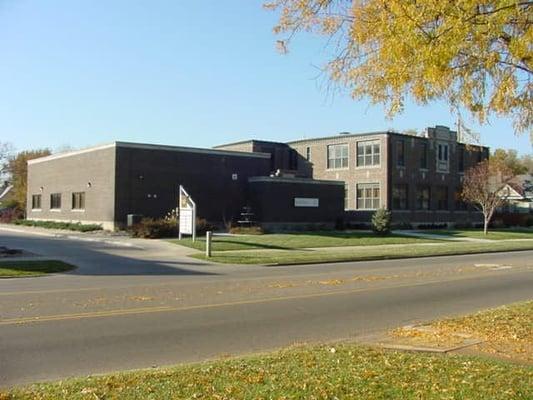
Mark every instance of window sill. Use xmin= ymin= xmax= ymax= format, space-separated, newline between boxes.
xmin=31 ymin=209 xmax=42 ymax=212
xmin=71 ymin=209 xmax=86 ymax=213
xmin=326 ymin=168 xmax=349 ymax=171
xmin=50 ymin=209 xmax=62 ymax=212
xmin=355 ymin=165 xmax=381 ymax=169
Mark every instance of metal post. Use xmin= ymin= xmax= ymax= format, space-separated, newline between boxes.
xmin=205 ymin=231 xmax=212 ymax=258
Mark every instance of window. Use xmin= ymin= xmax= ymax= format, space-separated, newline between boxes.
xmin=392 ymin=184 xmax=408 ymax=210
xmin=436 ymin=186 xmax=449 ymax=210
xmin=416 ymin=186 xmax=430 ymax=210
xmin=455 ymin=189 xmax=467 ymax=210
xmin=458 ymin=147 xmax=465 ymax=172
xmin=31 ymin=194 xmax=42 ymax=210
xmin=420 ymin=142 xmax=428 ymax=169
xmin=327 ymin=144 xmax=348 ymax=169
xmin=396 ymin=141 xmax=405 ymax=167
xmin=50 ymin=193 xmax=61 ymax=210
xmin=438 ymin=144 xmax=449 ymax=161
xmin=356 ymin=183 xmax=380 ymax=210
xmin=72 ymin=192 xmax=85 ymax=210
xmin=306 ymin=147 xmax=311 ymax=161
xmin=437 ymin=143 xmax=449 ymax=172
xmin=356 ymin=140 xmax=380 ymax=167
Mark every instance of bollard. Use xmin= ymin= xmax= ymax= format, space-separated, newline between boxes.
xmin=205 ymin=231 xmax=212 ymax=258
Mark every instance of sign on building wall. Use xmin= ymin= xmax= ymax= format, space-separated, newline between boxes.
xmin=294 ymin=197 xmax=319 ymax=208
xmin=179 ymin=185 xmax=196 ymax=241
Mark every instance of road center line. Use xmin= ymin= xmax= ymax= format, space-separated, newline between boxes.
xmin=1 ymin=272 xmax=529 ymax=327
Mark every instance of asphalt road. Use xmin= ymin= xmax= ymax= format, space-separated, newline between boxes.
xmin=1 ymin=227 xmax=532 ymax=387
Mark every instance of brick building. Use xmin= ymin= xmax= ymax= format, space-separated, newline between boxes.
xmin=217 ymin=125 xmax=488 ymax=227
xmin=26 ymin=125 xmax=486 ymax=230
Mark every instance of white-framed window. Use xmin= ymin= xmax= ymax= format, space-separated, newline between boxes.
xmin=327 ymin=144 xmax=348 ymax=169
xmin=72 ymin=192 xmax=85 ymax=210
xmin=50 ymin=193 xmax=62 ymax=210
xmin=356 ymin=140 xmax=380 ymax=167
xmin=31 ymin=194 xmax=42 ymax=210
xmin=356 ymin=183 xmax=380 ymax=210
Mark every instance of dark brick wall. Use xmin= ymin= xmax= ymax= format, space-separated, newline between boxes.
xmin=114 ymin=144 xmax=271 ymax=226
xmin=247 ymin=177 xmax=344 ymax=223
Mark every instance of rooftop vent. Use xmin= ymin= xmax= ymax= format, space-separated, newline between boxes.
xmin=339 ymin=131 xmax=351 ymax=135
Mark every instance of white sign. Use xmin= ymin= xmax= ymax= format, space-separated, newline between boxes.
xmin=294 ymin=197 xmax=319 ymax=208
xmin=179 ymin=209 xmax=193 ymax=234
xmin=179 ymin=185 xmax=196 ymax=241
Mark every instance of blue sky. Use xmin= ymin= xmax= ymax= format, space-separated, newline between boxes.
xmin=1 ymin=0 xmax=531 ymax=155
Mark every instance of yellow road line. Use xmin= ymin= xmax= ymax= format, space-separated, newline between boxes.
xmin=0 ymin=274 xmax=517 ymax=326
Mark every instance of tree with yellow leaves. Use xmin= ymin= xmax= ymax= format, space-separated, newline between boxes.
xmin=266 ymin=1 xmax=532 ymax=137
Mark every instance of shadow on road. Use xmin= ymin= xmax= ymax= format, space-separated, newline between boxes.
xmin=0 ymin=232 xmax=219 ymax=277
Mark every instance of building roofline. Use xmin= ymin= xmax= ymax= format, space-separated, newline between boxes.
xmin=114 ymin=141 xmax=271 ymax=158
xmin=28 ymin=143 xmax=116 ymax=165
xmin=286 ymin=131 xmax=389 ymax=145
xmin=213 ymin=139 xmax=255 ymax=148
xmin=248 ymin=176 xmax=344 ymax=186
xmin=28 ymin=141 xmax=272 ymax=165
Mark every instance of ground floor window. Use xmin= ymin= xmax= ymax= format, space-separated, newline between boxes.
xmin=356 ymin=183 xmax=380 ymax=210
xmin=436 ymin=186 xmax=449 ymax=210
xmin=416 ymin=186 xmax=430 ymax=210
xmin=455 ymin=189 xmax=467 ymax=210
xmin=31 ymin=194 xmax=41 ymax=210
xmin=72 ymin=192 xmax=85 ymax=210
xmin=50 ymin=193 xmax=62 ymax=210
xmin=392 ymin=184 xmax=408 ymax=210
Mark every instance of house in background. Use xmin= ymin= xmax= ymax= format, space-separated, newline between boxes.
xmin=499 ymin=175 xmax=533 ymax=214
xmin=0 ymin=183 xmax=13 ymax=209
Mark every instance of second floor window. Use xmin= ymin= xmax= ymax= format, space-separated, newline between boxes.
xmin=50 ymin=193 xmax=62 ymax=210
xmin=31 ymin=194 xmax=42 ymax=210
xmin=327 ymin=144 xmax=348 ymax=169
xmin=306 ymin=147 xmax=311 ymax=161
xmin=356 ymin=183 xmax=380 ymax=210
xmin=458 ymin=147 xmax=465 ymax=172
xmin=396 ymin=141 xmax=405 ymax=167
xmin=392 ymin=184 xmax=408 ymax=210
xmin=72 ymin=192 xmax=85 ymax=210
xmin=356 ymin=140 xmax=380 ymax=167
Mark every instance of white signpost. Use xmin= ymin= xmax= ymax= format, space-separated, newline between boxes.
xmin=178 ymin=185 xmax=196 ymax=241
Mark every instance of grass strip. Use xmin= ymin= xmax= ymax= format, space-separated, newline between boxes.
xmin=393 ymin=301 xmax=533 ymax=363
xmin=2 ymin=343 xmax=531 ymax=399
xmin=423 ymin=229 xmax=533 ymax=240
xmin=191 ymin=240 xmax=533 ymax=265
xmin=0 ymin=260 xmax=75 ymax=278
xmin=172 ymin=231 xmax=439 ymax=252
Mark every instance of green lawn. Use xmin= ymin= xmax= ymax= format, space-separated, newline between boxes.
xmin=171 ymin=231 xmax=439 ymax=252
xmin=0 ymin=260 xmax=75 ymax=278
xmin=424 ymin=228 xmax=533 ymax=240
xmin=192 ymin=240 xmax=533 ymax=265
xmin=3 ymin=344 xmax=531 ymax=400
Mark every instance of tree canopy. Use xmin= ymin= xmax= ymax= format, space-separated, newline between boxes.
xmin=7 ymin=149 xmax=51 ymax=210
xmin=266 ymin=0 xmax=532 ymax=137
xmin=491 ymin=148 xmax=530 ymax=174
